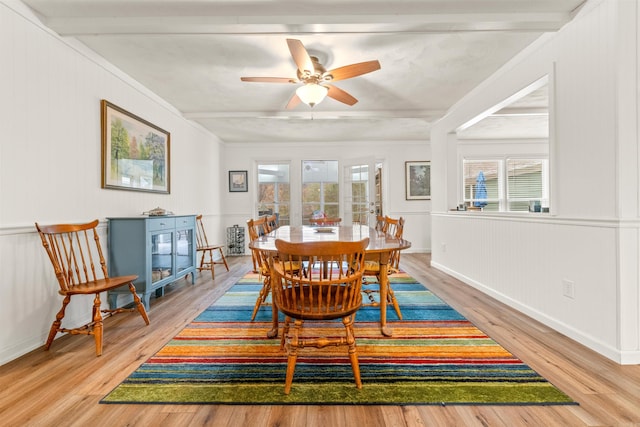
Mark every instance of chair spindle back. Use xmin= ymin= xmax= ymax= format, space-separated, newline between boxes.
xmin=195 ymin=214 xmax=209 ymax=250
xmin=36 ymin=219 xmax=107 ymax=293
xmin=272 ymin=239 xmax=369 ymax=319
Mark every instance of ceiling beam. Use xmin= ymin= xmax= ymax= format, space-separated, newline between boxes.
xmin=42 ymin=12 xmax=577 ymax=36
xmin=183 ymin=110 xmax=445 ymax=120
xmin=30 ymin=0 xmax=586 ymax=36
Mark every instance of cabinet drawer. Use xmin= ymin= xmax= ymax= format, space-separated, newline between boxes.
xmin=175 ymin=216 xmax=195 ymax=229
xmin=148 ymin=217 xmax=176 ymax=231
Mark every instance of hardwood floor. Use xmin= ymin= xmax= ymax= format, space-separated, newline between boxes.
xmin=1 ymin=254 xmax=639 ymax=426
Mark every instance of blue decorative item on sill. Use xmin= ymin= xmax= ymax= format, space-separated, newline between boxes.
xmin=474 ymin=171 xmax=488 ymax=208
xmin=530 ymin=200 xmax=541 ymax=212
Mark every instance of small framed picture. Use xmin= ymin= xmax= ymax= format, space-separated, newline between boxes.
xmin=405 ymin=161 xmax=431 ymax=200
xmin=229 ymin=170 xmax=248 ymax=192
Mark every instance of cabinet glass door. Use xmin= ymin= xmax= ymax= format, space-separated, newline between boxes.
xmin=175 ymin=228 xmax=194 ymax=274
xmin=151 ymin=231 xmax=173 ymax=283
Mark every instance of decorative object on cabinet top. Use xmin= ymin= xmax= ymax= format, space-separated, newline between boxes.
xmin=143 ymin=207 xmax=174 ymax=216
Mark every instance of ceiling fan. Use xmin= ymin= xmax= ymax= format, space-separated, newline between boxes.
xmin=240 ymin=39 xmax=381 ymax=109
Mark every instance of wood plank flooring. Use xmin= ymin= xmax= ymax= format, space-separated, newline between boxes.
xmin=1 ymin=254 xmax=639 ymax=426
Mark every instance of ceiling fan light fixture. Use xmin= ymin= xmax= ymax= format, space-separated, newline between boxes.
xmin=296 ymin=83 xmax=328 ymax=107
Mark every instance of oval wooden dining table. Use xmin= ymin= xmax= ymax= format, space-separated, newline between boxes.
xmin=248 ymin=224 xmax=411 ymax=337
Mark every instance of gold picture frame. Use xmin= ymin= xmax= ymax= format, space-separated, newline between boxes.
xmin=101 ymin=100 xmax=170 ymax=194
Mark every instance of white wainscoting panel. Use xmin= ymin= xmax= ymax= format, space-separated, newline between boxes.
xmin=432 ymin=213 xmax=629 ymax=363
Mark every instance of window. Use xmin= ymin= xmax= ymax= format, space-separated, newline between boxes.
xmin=463 ymin=160 xmax=502 ymax=211
xmin=302 ymin=160 xmax=339 ymax=223
xmin=506 ymin=159 xmax=548 ymax=212
xmin=257 ymin=163 xmax=290 ymax=225
xmin=463 ymin=158 xmax=548 ymax=212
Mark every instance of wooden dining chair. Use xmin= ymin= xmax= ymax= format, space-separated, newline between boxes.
xmin=247 ymin=216 xmax=275 ymax=320
xmin=363 ymin=216 xmax=405 ymax=319
xmin=35 ymin=219 xmax=150 ymax=356
xmin=247 ymin=216 xmax=271 ymax=273
xmin=195 ymin=215 xmax=229 ymax=280
xmin=270 ymin=238 xmax=369 ymax=394
xmin=249 ymin=243 xmax=273 ymax=321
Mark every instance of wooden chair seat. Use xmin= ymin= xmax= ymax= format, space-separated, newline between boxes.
xmin=270 ymin=238 xmax=369 ymax=394
xmin=36 ymin=219 xmax=149 ymax=356
xmin=58 ymin=275 xmax=138 ymax=296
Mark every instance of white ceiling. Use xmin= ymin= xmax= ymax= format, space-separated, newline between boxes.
xmin=22 ymin=0 xmax=585 ymax=144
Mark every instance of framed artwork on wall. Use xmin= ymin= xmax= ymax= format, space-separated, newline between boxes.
xmin=229 ymin=170 xmax=248 ymax=192
xmin=101 ymin=100 xmax=170 ymax=194
xmin=405 ymin=161 xmax=431 ymax=200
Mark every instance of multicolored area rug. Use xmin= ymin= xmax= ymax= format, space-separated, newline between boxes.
xmin=101 ymin=272 xmax=576 ymax=405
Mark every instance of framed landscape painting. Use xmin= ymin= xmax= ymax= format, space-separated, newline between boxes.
xmin=406 ymin=161 xmax=431 ymax=200
xmin=101 ymin=100 xmax=170 ymax=194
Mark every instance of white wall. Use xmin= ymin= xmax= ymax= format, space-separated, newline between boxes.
xmin=431 ymin=0 xmax=640 ymax=364
xmin=0 ymin=2 xmax=225 ymax=365
xmin=222 ymin=140 xmax=432 ymax=254
xmin=0 ymin=2 xmax=433 ymax=365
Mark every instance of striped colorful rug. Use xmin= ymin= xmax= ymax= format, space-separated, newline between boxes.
xmin=101 ymin=272 xmax=576 ymax=405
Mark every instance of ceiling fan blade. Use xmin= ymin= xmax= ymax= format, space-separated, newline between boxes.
xmin=326 ymin=84 xmax=358 ymax=106
xmin=286 ymin=93 xmax=302 ymax=109
xmin=326 ymin=60 xmax=381 ymax=82
xmin=241 ymin=77 xmax=297 ymax=83
xmin=286 ymin=39 xmax=314 ymax=73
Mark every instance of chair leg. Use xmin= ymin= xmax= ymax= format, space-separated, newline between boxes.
xmin=284 ymin=319 xmax=303 ymax=395
xmin=387 ymin=287 xmax=403 ymax=320
xmin=129 ymin=283 xmax=150 ymax=325
xmin=45 ymin=295 xmax=71 ymax=351
xmin=199 ymin=250 xmax=207 ymax=271
xmin=92 ymin=293 xmax=104 ymax=356
xmin=200 ymin=249 xmax=215 ymax=280
xmin=217 ymin=247 xmax=229 ymax=271
xmin=343 ymin=314 xmax=362 ymax=389
xmin=250 ymin=275 xmax=271 ymax=321
xmin=208 ymin=249 xmax=215 ymax=280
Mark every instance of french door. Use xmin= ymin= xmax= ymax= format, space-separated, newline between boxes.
xmin=342 ymin=157 xmax=378 ymax=227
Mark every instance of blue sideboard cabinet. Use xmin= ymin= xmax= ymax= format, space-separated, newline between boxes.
xmin=107 ymin=215 xmax=197 ymax=310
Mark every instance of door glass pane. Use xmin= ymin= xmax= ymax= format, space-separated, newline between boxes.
xmin=351 ymin=164 xmax=369 ymax=225
xmin=302 ymin=160 xmax=339 ymax=223
xmin=257 ymin=163 xmax=290 ymax=225
xmin=151 ymin=232 xmax=173 ymax=283
xmin=175 ymin=229 xmax=193 ymax=273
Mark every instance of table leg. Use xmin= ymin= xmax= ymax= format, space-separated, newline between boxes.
xmin=378 ymin=251 xmax=393 ymax=337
